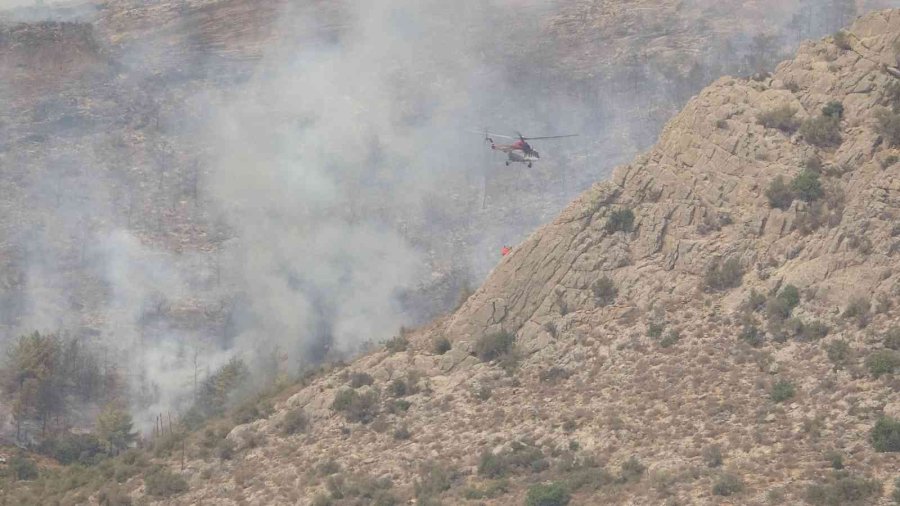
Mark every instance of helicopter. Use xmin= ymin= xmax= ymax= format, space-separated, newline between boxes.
xmin=482 ymin=129 xmax=578 ymax=168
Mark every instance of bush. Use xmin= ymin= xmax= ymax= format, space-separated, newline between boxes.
xmin=801 ymin=320 xmax=830 ymax=341
xmin=885 ymin=327 xmax=900 ymax=350
xmin=801 ymin=115 xmax=842 ymax=147
xmin=805 ymin=472 xmax=882 ymax=505
xmin=893 ymin=477 xmax=900 ymax=503
xmin=432 ymin=336 xmax=451 ymax=355
xmin=877 ymin=109 xmax=900 ymax=147
xmin=822 ymin=101 xmax=845 ymax=119
xmin=703 ymin=445 xmax=724 ymax=468
xmin=704 ymin=257 xmax=744 ymax=292
xmin=393 ymin=425 xmax=411 ymax=441
xmin=144 ymin=467 xmax=189 ymax=497
xmin=757 ymin=105 xmax=800 ymax=133
xmin=525 ymin=482 xmax=571 ymax=506
xmin=867 ymin=350 xmax=900 ymax=378
xmin=331 ymin=389 xmax=380 ymax=424
xmin=349 ymin=372 xmax=374 ymax=388
xmin=739 ymin=325 xmax=763 ymax=347
xmin=871 ymin=417 xmax=900 ymax=452
xmin=826 ymin=340 xmax=851 ymax=367
xmin=279 ymin=408 xmax=309 ymax=435
xmin=833 ymin=31 xmax=851 ymax=50
xmin=791 ymin=170 xmax=824 ymax=202
xmin=619 ymin=456 xmax=645 ymax=483
xmin=712 ymin=474 xmax=744 ymax=496
xmin=215 ymin=438 xmax=236 ymax=460
xmin=38 ymin=432 xmax=104 ymax=465
xmin=647 ymin=322 xmax=664 ymax=338
xmin=592 ymin=276 xmax=618 ymax=306
xmin=9 ymin=453 xmax=38 ymax=481
xmin=766 ymin=297 xmax=793 ymax=324
xmin=539 ymin=366 xmax=571 ymax=384
xmin=605 ymin=208 xmax=635 ymax=233
xmin=388 ymin=379 xmax=410 ymax=398
xmin=659 ymin=330 xmax=681 ymax=348
xmin=824 ymin=451 xmax=843 ymax=470
xmin=771 ymin=379 xmax=796 ymax=403
xmin=384 ymin=335 xmax=408 ymax=353
xmin=843 ymin=297 xmax=871 ymax=328
xmin=478 ymin=451 xmax=507 ymax=478
xmin=414 ymin=462 xmax=454 ymax=500
xmin=766 ymin=176 xmax=794 ymax=210
xmin=474 ymin=331 xmax=515 ymax=362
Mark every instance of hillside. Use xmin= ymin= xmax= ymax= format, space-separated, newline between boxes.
xmin=120 ymin=10 xmax=900 ymax=506
xmin=5 ymin=2 xmax=900 ymax=506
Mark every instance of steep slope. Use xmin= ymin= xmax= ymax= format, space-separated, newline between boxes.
xmin=134 ymin=10 xmax=900 ymax=506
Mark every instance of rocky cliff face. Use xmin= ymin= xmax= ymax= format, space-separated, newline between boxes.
xmin=141 ymin=11 xmax=900 ymax=505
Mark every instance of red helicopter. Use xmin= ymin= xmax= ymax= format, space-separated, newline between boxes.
xmin=482 ymin=129 xmax=578 ymax=168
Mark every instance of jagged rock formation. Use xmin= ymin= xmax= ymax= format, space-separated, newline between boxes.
xmin=139 ymin=11 xmax=900 ymax=505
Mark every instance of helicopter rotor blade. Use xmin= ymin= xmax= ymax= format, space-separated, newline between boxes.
xmin=522 ymin=134 xmax=580 ymax=141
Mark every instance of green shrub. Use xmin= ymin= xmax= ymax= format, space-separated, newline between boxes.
xmin=393 ymin=425 xmax=411 ymax=441
xmin=833 ymin=31 xmax=851 ymax=50
xmin=279 ymin=408 xmax=309 ymax=435
xmin=739 ymin=325 xmax=763 ymax=347
xmin=215 ymin=438 xmax=236 ymax=460
xmin=867 ymin=350 xmax=900 ymax=378
xmin=805 ymin=472 xmax=882 ymax=505
xmin=9 ymin=453 xmax=38 ymax=481
xmin=659 ymin=330 xmax=681 ymax=348
xmin=384 ymin=335 xmax=408 ymax=353
xmin=801 ymin=320 xmax=830 ymax=341
xmin=414 ymin=462 xmax=454 ymax=500
xmin=331 ymin=389 xmax=380 ymax=424
xmin=843 ymin=297 xmax=871 ymax=328
xmin=777 ymin=284 xmax=801 ymax=308
xmin=232 ymin=397 xmax=273 ymax=425
xmin=885 ymin=327 xmax=900 ymax=350
xmin=474 ymin=331 xmax=515 ymax=362
xmin=766 ymin=176 xmax=794 ymax=210
xmin=871 ymin=417 xmax=900 ymax=452
xmin=647 ymin=322 xmax=664 ymax=338
xmin=745 ymin=290 xmax=767 ymax=312
xmin=432 ymin=336 xmax=451 ymax=355
xmin=478 ymin=451 xmax=507 ymax=478
xmin=144 ymin=467 xmax=189 ymax=497
xmin=619 ymin=456 xmax=645 ymax=483
xmin=592 ymin=276 xmax=618 ymax=306
xmin=539 ymin=366 xmax=571 ymax=384
xmin=791 ymin=170 xmax=824 ymax=202
xmin=462 ymin=479 xmax=510 ymax=499
xmin=766 ymin=297 xmax=793 ymax=323
xmin=824 ymin=451 xmax=843 ymax=470
xmin=822 ymin=101 xmax=845 ymax=119
xmin=349 ymin=372 xmax=374 ymax=388
xmin=801 ymin=115 xmax=842 ymax=147
xmin=704 ymin=257 xmax=744 ymax=292
xmin=703 ymin=445 xmax=724 ymax=468
xmin=758 ymin=105 xmax=800 ymax=133
xmin=826 ymin=340 xmax=851 ymax=367
xmin=525 ymin=482 xmax=571 ymax=506
xmin=38 ymin=432 xmax=104 ymax=465
xmin=712 ymin=473 xmax=744 ymax=496
xmin=892 ymin=477 xmax=900 ymax=503
xmin=388 ymin=379 xmax=410 ymax=398
xmin=771 ymin=379 xmax=796 ymax=403
xmin=605 ymin=209 xmax=635 ymax=233
xmin=877 ymin=108 xmax=900 ymax=147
